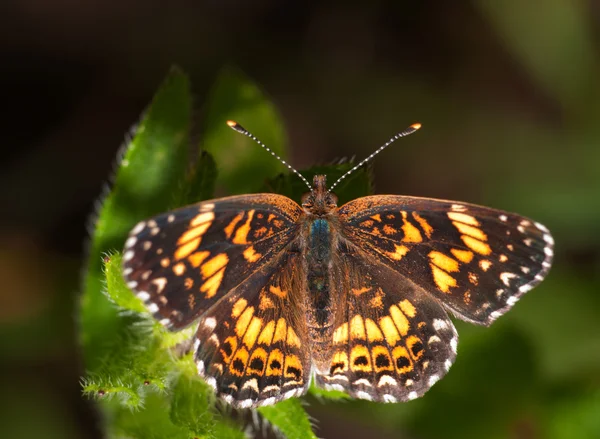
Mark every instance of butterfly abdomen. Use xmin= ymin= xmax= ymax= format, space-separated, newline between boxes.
xmin=306 ymin=218 xmax=335 ymax=363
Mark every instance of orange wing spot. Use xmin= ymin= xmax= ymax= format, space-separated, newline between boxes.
xmin=284 ymin=354 xmax=304 ymax=383
xmin=286 ymin=326 xmax=302 ymax=348
xmin=462 ymin=235 xmax=492 ymax=255
xmin=220 ymin=336 xmax=238 ymax=363
xmin=333 ymin=323 xmax=348 ymax=344
xmin=273 ymin=318 xmax=287 ymax=343
xmin=188 ymin=293 xmax=196 ymax=309
xmin=253 ymin=226 xmax=269 ymax=238
xmin=400 ymin=212 xmax=423 ymax=243
xmin=330 ymin=351 xmax=348 ymax=374
xmin=371 ymin=214 xmax=382 ymax=222
xmin=383 ymin=224 xmax=397 ymax=235
xmin=499 ymin=254 xmax=508 ymax=262
xmin=406 ymin=335 xmax=425 ymax=361
xmin=399 ymin=299 xmax=417 ymax=318
xmin=386 ymin=244 xmax=410 ymax=261
xmin=412 ymin=212 xmax=434 ymax=238
xmin=379 ymin=316 xmax=401 ymax=346
xmin=266 ymin=349 xmax=284 ymax=376
xmin=201 ymin=253 xmax=229 ymax=279
xmin=175 ymin=238 xmax=200 ymax=260
xmin=224 ymin=212 xmax=244 ymax=239
xmin=267 ymin=213 xmax=276 ymax=223
xmin=479 ymin=259 xmax=492 ymax=271
xmin=258 ymin=320 xmax=275 ymax=345
xmin=177 ymin=221 xmax=211 ymax=246
xmin=184 ymin=277 xmax=194 ymax=289
xmin=247 ymin=348 xmax=267 ymax=375
xmin=464 ymin=290 xmax=472 ymax=304
xmin=243 ymin=317 xmax=263 ymax=348
xmin=365 ymin=318 xmax=384 ymax=342
xmin=451 ymin=248 xmax=474 ymax=263
xmin=468 ymin=272 xmax=479 ymax=285
xmin=190 ymin=211 xmax=215 ymax=227
xmin=232 ymin=210 xmax=255 ymax=245
xmin=372 ymin=345 xmax=394 ymax=373
xmin=391 ymin=346 xmax=413 ymax=374
xmin=172 ymin=262 xmax=186 ymax=276
xmin=269 ymin=285 xmax=287 ymax=298
xmin=200 ymin=264 xmax=227 ymax=298
xmin=447 ymin=212 xmax=480 ymax=226
xmin=369 ymin=288 xmax=384 ymax=309
xmin=235 ymin=306 xmax=255 ymax=337
xmin=431 ymin=265 xmax=458 ymax=293
xmin=351 ymin=286 xmax=371 ymax=296
xmin=453 ymin=222 xmax=487 ymax=241
xmin=231 ymin=298 xmax=248 ymax=318
xmin=360 ymin=219 xmax=374 ymax=228
xmin=428 ymin=251 xmax=460 ymax=272
xmin=160 ymin=257 xmax=170 ymax=267
xmin=350 ymin=315 xmax=366 ymax=340
xmin=188 ymin=251 xmax=210 ymax=268
xmin=243 ymin=246 xmax=261 ymax=263
xmin=229 ymin=347 xmax=249 ymax=376
xmin=350 ymin=345 xmax=373 ymax=373
xmin=258 ymin=292 xmax=275 ymax=310
xmin=389 ymin=305 xmax=409 ymax=336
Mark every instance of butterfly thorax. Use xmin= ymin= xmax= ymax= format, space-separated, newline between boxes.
xmin=301 ymin=175 xmax=340 ymax=369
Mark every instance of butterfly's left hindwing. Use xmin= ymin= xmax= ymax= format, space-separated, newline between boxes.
xmin=122 ymin=194 xmax=302 ymax=329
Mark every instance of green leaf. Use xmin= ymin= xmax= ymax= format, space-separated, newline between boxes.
xmin=259 ymin=399 xmax=318 ymax=439
xmin=202 ymin=68 xmax=288 ymax=194
xmin=81 ymin=67 xmax=193 ymax=369
xmin=104 ymin=253 xmax=146 ymax=313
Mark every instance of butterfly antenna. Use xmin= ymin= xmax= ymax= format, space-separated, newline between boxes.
xmin=328 ymin=122 xmax=422 ymax=192
xmin=227 ymin=120 xmax=313 ymax=191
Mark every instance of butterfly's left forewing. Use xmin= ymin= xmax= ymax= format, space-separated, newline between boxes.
xmin=123 ymin=194 xmax=302 ymax=329
xmin=338 ymin=195 xmax=554 ymax=325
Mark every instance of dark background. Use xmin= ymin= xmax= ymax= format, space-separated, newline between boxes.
xmin=1 ymin=1 xmax=599 ymax=438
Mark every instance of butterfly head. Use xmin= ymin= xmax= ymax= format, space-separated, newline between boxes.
xmin=301 ymin=175 xmax=338 ymax=215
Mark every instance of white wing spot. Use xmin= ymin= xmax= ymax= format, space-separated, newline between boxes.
xmin=147 ymin=303 xmax=159 ymax=313
xmin=204 ymin=317 xmax=217 ymax=330
xmin=428 ymin=335 xmax=442 ymax=345
xmin=506 ymin=296 xmax=519 ymax=306
xmin=444 ymin=359 xmax=453 ymax=371
xmin=356 ymin=391 xmax=373 ymax=401
xmin=143 ymin=241 xmax=152 ymax=250
xmin=521 ymin=266 xmax=531 ymax=274
xmin=378 ymin=375 xmax=397 ymax=387
xmin=125 ymin=236 xmax=137 ymax=248
xmin=433 ymin=319 xmax=449 ymax=331
xmin=428 ymin=375 xmax=440 ymax=386
xmin=152 ymin=278 xmax=167 ymax=293
xmin=167 ymin=214 xmax=175 ymax=223
xmin=405 ymin=379 xmax=414 ymax=387
xmin=499 ymin=214 xmax=508 ymax=222
xmin=500 ymin=272 xmax=517 ymax=286
xmin=123 ymin=250 xmax=134 ymax=261
xmin=131 ymin=221 xmax=146 ymax=235
xmin=137 ymin=291 xmax=150 ymax=301
xmin=450 ymin=337 xmax=458 ymax=353
xmin=383 ymin=394 xmax=397 ymax=403
xmin=408 ymin=391 xmax=418 ymax=400
xmin=127 ymin=280 xmax=138 ymax=289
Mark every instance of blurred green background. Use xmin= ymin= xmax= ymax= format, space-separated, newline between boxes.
xmin=1 ymin=1 xmax=599 ymax=438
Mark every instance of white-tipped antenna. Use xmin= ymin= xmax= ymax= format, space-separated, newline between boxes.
xmin=227 ymin=120 xmax=313 ymax=191
xmin=327 ymin=123 xmax=422 ymax=192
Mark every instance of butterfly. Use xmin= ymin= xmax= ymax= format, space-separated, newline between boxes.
xmin=122 ymin=121 xmax=554 ymax=408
